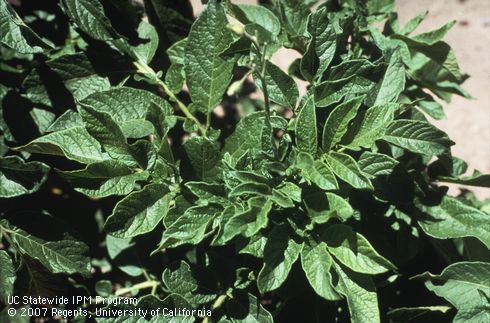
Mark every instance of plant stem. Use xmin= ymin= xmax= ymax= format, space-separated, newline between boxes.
xmin=244 ymin=33 xmax=277 ymax=158
xmin=114 ymin=280 xmax=160 ymax=297
xmin=133 ymin=61 xmax=207 ymax=136
xmin=212 ymin=294 xmax=228 ymax=310
xmin=243 ymin=33 xmax=271 ymax=122
xmin=259 ymin=42 xmax=271 ymax=123
xmin=202 ymin=294 xmax=228 ymax=323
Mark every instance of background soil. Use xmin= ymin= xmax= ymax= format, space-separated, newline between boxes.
xmin=190 ymin=0 xmax=490 ymax=198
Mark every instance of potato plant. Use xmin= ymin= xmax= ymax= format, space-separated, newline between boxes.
xmin=0 ymin=0 xmax=489 ymax=322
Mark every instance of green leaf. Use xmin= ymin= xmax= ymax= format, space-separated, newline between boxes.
xmin=81 ymin=87 xmax=173 ymax=124
xmin=0 ymin=0 xmax=52 ymax=53
xmin=301 ymin=7 xmax=336 ymax=80
xmin=0 ymin=250 xmax=15 ymax=303
xmin=132 ymin=21 xmax=159 ymax=64
xmin=324 ymin=224 xmax=396 ymax=274
xmin=184 ymin=0 xmax=235 ymax=114
xmin=328 ymin=59 xmax=379 ymax=82
xmin=396 ymin=39 xmax=464 ymax=84
xmin=78 ymin=105 xmax=141 ymax=167
xmin=274 ymin=182 xmax=302 ymax=202
xmin=182 ymin=137 xmax=220 ymax=180
xmin=257 ymin=224 xmax=303 ymax=293
xmin=162 ymin=261 xmax=216 ymax=307
xmin=229 ymin=182 xmax=271 ymax=197
xmin=334 ymin=263 xmax=381 ymax=323
xmin=0 ymin=217 xmax=91 ymax=276
xmin=225 ymin=170 xmax=271 ymax=186
xmin=167 ymin=39 xmax=187 ymax=65
xmin=106 ymin=235 xmax=143 ymax=277
xmin=417 ymin=98 xmax=446 ymax=120
xmin=358 ymin=151 xmax=399 ymax=176
xmin=344 ymin=103 xmax=397 ymax=149
xmin=47 ymin=110 xmax=84 ymax=132
xmin=366 ymin=0 xmax=395 ymax=19
xmin=438 ymin=170 xmax=490 ymax=188
xmin=454 ymin=303 xmax=490 ymax=323
xmin=417 ymin=196 xmax=490 ymax=249
xmin=325 ymin=152 xmax=373 ymax=190
xmin=120 ymin=119 xmax=155 ymax=139
xmin=185 ymin=181 xmax=227 ymax=204
xmin=383 ymin=120 xmax=453 ymax=156
xmin=304 ymin=192 xmax=354 ymax=224
xmin=322 ymin=96 xmax=364 ymax=152
xmin=295 ymin=95 xmax=317 ymax=155
xmin=165 ymin=63 xmax=185 ymax=94
xmin=61 ymin=0 xmax=121 ymax=41
xmin=280 ymin=0 xmax=310 ymax=37
xmin=387 ymin=306 xmax=451 ymax=322
xmin=271 ymin=181 xmax=301 ymax=208
xmin=17 ymin=127 xmax=109 ymax=164
xmin=223 ymin=112 xmax=264 ymax=158
xmin=301 ymin=241 xmax=341 ymax=301
xmin=144 ymin=0 xmax=193 ymax=44
xmin=366 ymin=48 xmax=405 ymax=106
xmin=238 ymin=234 xmax=267 ymax=258
xmin=254 ymin=61 xmax=299 ymax=108
xmin=226 ymin=292 xmax=274 ymax=323
xmin=314 ymin=76 xmax=375 ymax=108
xmin=229 ymin=4 xmax=280 ymax=37
xmin=412 ymin=21 xmax=456 ymax=46
xmin=23 ymin=53 xmax=111 ymax=106
xmin=296 ymin=152 xmax=338 ymax=190
xmin=59 ymin=160 xmax=149 ymax=198
xmin=399 ymin=11 xmax=428 ymax=35
xmin=104 ymin=183 xmax=173 ymax=238
xmin=0 ymin=156 xmax=49 ymax=198
xmin=222 ymin=197 xmax=273 ymax=242
xmin=156 ymin=204 xmax=221 ymax=250
xmin=414 ymin=262 xmax=490 ymax=323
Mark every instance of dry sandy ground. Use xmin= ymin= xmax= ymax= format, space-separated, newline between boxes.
xmin=190 ymin=0 xmax=490 ymax=198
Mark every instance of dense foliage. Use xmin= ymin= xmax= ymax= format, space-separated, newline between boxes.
xmin=0 ymin=0 xmax=489 ymax=322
